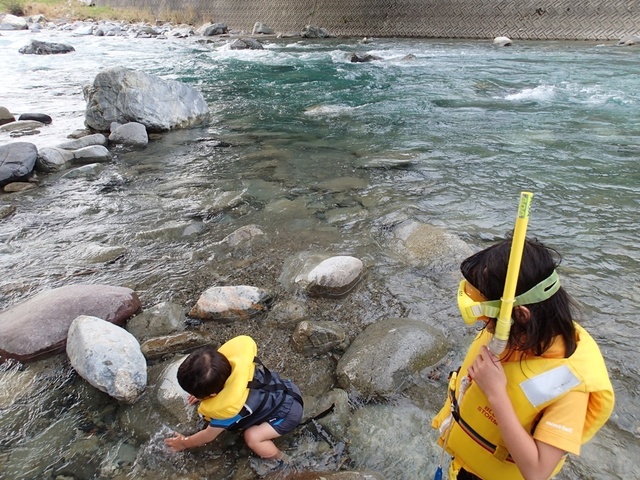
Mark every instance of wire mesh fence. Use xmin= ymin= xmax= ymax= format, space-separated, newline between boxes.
xmin=97 ymin=0 xmax=639 ymax=40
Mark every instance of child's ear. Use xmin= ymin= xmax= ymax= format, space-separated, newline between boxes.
xmin=514 ymin=306 xmax=531 ymax=323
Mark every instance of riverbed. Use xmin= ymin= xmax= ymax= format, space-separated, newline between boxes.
xmin=1 ymin=26 xmax=639 ymax=479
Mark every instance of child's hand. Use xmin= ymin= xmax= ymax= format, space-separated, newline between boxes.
xmin=468 ymin=345 xmax=507 ymax=400
xmin=187 ymin=394 xmax=199 ymax=405
xmin=164 ymin=432 xmax=189 ymax=452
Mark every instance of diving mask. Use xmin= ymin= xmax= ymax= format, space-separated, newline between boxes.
xmin=457 ymin=270 xmax=561 ymax=325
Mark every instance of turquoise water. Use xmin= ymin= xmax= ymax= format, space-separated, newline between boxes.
xmin=1 ymin=30 xmax=639 ymax=478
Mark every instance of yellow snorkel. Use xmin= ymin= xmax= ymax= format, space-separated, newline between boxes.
xmin=488 ymin=192 xmax=533 ymax=356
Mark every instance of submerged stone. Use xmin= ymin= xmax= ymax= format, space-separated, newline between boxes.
xmin=305 ymin=255 xmax=365 ymax=297
xmin=336 ymin=317 xmax=448 ymax=398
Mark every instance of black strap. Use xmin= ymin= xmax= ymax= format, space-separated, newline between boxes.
xmin=448 ymin=381 xmax=514 ymax=463
xmin=301 ymin=402 xmax=335 ymax=425
xmin=247 ymin=358 xmax=304 ymax=407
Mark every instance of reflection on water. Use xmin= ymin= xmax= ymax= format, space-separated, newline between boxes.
xmin=1 ymin=30 xmax=639 ymax=478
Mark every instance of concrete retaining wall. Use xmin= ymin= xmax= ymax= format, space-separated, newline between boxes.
xmin=97 ymin=0 xmax=640 ymax=41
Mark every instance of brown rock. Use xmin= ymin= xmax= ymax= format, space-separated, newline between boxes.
xmin=140 ymin=331 xmax=212 ymax=359
xmin=4 ymin=182 xmax=36 ymax=193
xmin=0 ymin=284 xmax=141 ymax=363
xmin=0 ymin=106 xmax=15 ymax=126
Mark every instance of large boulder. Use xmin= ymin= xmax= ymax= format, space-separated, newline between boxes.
xmin=0 ymin=120 xmax=43 ymax=134
xmin=0 ymin=284 xmax=141 ymax=362
xmin=616 ymin=35 xmax=640 ymax=46
xmin=336 ymin=317 xmax=448 ymax=398
xmin=126 ymin=301 xmax=186 ymax=342
xmin=301 ymin=25 xmax=332 ymax=38
xmin=493 ymin=36 xmax=513 ymax=46
xmin=199 ymin=22 xmax=228 ymax=36
xmin=66 ymin=315 xmax=147 ymax=403
xmin=0 ymin=142 xmax=37 ymax=186
xmin=18 ymin=113 xmax=52 ymax=124
xmin=156 ymin=355 xmax=196 ymax=424
xmin=72 ymin=145 xmax=112 ymax=164
xmin=83 ymin=67 xmax=209 ymax=132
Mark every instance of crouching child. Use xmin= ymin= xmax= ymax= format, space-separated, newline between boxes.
xmin=164 ymin=335 xmax=303 ymax=466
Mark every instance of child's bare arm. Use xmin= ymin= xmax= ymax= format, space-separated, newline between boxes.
xmin=164 ymin=425 xmax=224 ymax=452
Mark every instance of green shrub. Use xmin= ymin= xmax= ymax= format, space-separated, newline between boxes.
xmin=1 ymin=0 xmax=27 ymax=16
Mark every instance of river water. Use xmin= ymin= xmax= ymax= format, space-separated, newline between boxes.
xmin=1 ymin=27 xmax=639 ymax=479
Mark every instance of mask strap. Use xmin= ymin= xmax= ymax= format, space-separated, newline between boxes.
xmin=513 ymin=270 xmax=560 ymax=306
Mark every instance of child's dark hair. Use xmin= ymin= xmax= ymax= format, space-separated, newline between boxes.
xmin=177 ymin=346 xmax=232 ymax=398
xmin=461 ymin=237 xmax=577 ymax=357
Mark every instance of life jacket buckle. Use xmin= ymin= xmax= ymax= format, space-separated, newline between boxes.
xmin=493 ymin=445 xmax=510 ymax=462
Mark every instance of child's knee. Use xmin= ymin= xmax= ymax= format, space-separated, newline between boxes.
xmin=243 ymin=428 xmax=259 ymax=448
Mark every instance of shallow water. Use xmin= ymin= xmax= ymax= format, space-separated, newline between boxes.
xmin=1 ymin=28 xmax=639 ymax=479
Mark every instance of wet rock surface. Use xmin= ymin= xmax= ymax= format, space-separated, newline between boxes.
xmin=0 ymin=284 xmax=141 ymax=362
xmin=66 ymin=315 xmax=147 ymax=403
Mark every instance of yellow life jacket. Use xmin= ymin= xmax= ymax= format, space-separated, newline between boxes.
xmin=432 ymin=323 xmax=614 ymax=480
xmin=197 ymin=335 xmax=257 ymax=421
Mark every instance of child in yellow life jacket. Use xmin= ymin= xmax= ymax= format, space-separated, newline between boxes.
xmin=164 ymin=335 xmax=303 ymax=467
xmin=432 ymin=238 xmax=614 ymax=480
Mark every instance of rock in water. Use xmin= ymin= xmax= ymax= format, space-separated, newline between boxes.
xmin=0 ymin=142 xmax=37 ymax=186
xmin=19 ymin=40 xmax=75 ymax=55
xmin=83 ymin=66 xmax=209 ymax=132
xmin=66 ymin=315 xmax=147 ymax=403
xmin=0 ymin=284 xmax=141 ymax=362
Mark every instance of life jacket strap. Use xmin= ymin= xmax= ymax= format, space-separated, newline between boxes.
xmin=230 ymin=357 xmax=304 ymax=431
xmin=449 ymin=380 xmax=514 ymax=464
xmin=248 ymin=357 xmax=305 ymax=407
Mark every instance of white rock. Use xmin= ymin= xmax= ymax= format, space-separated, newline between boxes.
xmin=306 ymin=255 xmax=365 ymax=297
xmin=66 ymin=315 xmax=147 ymax=403
xmin=108 ymin=121 xmax=148 ymax=147
xmin=156 ymin=356 xmax=196 ymax=423
xmin=56 ymin=133 xmax=108 ymax=150
xmin=188 ymin=285 xmax=272 ymax=321
xmin=1 ymin=14 xmax=28 ymax=30
xmin=36 ymin=147 xmax=75 ymax=172
xmin=493 ymin=36 xmax=513 ymax=46
xmin=72 ymin=145 xmax=112 ymax=163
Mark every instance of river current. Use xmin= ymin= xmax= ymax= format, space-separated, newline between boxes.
xmin=0 ymin=28 xmax=639 ymax=479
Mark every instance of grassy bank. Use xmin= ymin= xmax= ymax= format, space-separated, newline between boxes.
xmin=0 ymin=0 xmax=201 ymax=25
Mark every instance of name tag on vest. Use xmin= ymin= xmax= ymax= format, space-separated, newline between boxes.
xmin=520 ymin=365 xmax=581 ymax=407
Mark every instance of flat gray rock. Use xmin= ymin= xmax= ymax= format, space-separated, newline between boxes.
xmin=0 ymin=142 xmax=37 ymax=186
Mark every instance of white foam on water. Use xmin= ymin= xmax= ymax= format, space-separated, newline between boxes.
xmin=504 ymin=84 xmax=556 ymax=101
xmin=303 ymin=104 xmax=358 ymax=117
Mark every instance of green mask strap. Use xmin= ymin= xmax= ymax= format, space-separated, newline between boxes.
xmin=513 ymin=270 xmax=560 ymax=306
xmin=476 ymin=270 xmax=560 ymax=317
